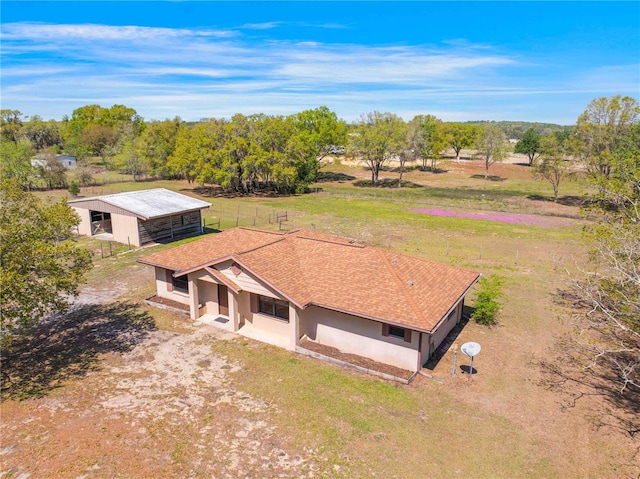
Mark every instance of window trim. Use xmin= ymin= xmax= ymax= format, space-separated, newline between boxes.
xmin=255 ymin=294 xmax=289 ymax=322
xmin=172 ymin=274 xmax=189 ymax=294
xmin=382 ymin=323 xmax=412 ymax=343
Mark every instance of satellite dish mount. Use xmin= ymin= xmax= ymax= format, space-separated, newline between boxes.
xmin=460 ymin=342 xmax=481 ymax=380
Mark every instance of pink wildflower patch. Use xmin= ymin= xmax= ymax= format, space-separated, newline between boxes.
xmin=409 ymin=208 xmax=549 ymax=226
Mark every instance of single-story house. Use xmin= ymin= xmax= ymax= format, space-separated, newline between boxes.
xmin=69 ymin=188 xmax=211 ymax=246
xmin=31 ymin=153 xmax=77 ymax=169
xmin=139 ymin=227 xmax=480 ymax=372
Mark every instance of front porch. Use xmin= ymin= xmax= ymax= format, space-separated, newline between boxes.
xmin=196 ymin=313 xmax=292 ymax=350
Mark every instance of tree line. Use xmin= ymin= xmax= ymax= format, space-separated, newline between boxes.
xmin=0 ymin=98 xmax=637 ymax=201
xmin=0 ymin=104 xmax=559 ymax=193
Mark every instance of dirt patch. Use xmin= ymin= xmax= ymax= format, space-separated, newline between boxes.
xmin=1 ymin=325 xmax=323 ymax=478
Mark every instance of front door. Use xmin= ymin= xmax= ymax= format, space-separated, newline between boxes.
xmin=218 ymin=284 xmax=229 ymax=316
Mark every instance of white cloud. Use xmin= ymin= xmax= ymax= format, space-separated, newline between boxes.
xmin=2 ymin=21 xmax=636 ymax=124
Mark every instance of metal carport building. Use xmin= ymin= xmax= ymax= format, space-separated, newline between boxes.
xmin=70 ymin=188 xmax=211 ymax=247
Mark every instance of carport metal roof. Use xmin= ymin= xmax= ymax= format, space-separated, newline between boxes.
xmin=69 ymin=188 xmax=210 ymax=221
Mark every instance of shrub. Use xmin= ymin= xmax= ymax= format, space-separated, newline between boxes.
xmin=68 ymin=180 xmax=80 ymax=197
xmin=471 ymin=275 xmax=504 ymax=325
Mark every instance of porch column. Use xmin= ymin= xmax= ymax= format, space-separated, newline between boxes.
xmin=229 ymin=290 xmax=239 ymax=332
xmin=288 ymin=304 xmax=299 ymax=351
xmin=188 ymin=276 xmax=199 ymax=321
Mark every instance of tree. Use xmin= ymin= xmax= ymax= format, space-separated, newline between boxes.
xmin=550 ymin=115 xmax=640 ymax=433
xmin=406 ymin=115 xmax=447 ymax=173
xmin=575 ymin=95 xmax=639 ymax=179
xmin=445 ymin=123 xmax=481 ymax=161
xmin=0 ymin=179 xmax=92 ymax=345
xmin=532 ymin=134 xmax=574 ymax=202
xmin=0 ymin=109 xmax=25 ymax=144
xmin=0 ymin=139 xmax=34 ymax=189
xmin=349 ymin=111 xmax=405 ymax=185
xmin=68 ymin=180 xmax=80 ymax=197
xmin=79 ymin=125 xmax=120 ymax=162
xmin=514 ymin=127 xmax=542 ymax=165
xmin=38 ymin=152 xmax=69 ymax=189
xmin=137 ymin=117 xmax=182 ymax=177
xmin=475 ymin=124 xmax=509 ymax=179
xmin=115 ymin=139 xmax=145 ymax=181
xmin=20 ymin=116 xmax=62 ymax=151
xmin=292 ymin=106 xmax=348 ymax=163
xmin=471 ymin=275 xmax=504 ymax=325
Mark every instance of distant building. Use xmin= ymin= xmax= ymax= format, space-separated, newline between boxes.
xmin=69 ymin=188 xmax=211 ymax=246
xmin=31 ymin=153 xmax=77 ymax=169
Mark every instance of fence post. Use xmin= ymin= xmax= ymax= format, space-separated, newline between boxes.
xmin=109 ymin=241 xmax=112 ymax=256
xmin=100 ymin=243 xmax=104 ymax=259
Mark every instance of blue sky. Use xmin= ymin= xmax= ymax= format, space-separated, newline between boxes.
xmin=1 ymin=1 xmax=638 ymax=124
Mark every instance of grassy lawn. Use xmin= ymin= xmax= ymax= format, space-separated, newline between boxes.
xmin=13 ymin=159 xmax=636 ymax=478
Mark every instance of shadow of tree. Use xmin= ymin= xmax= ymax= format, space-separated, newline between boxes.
xmin=470 ymin=174 xmax=506 ymax=182
xmin=1 ymin=301 xmax=156 ymax=401
xmin=535 ymin=289 xmax=640 ymax=439
xmin=527 ymin=194 xmax=588 ymax=207
xmin=316 ymin=171 xmax=356 ymax=182
xmin=423 ymin=305 xmax=474 ymax=370
xmin=353 ymin=178 xmax=423 ymax=188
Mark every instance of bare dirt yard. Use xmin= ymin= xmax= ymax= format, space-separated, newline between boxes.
xmin=1 ymin=301 xmax=325 ymax=478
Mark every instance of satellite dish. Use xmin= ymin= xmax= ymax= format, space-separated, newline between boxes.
xmin=461 ymin=342 xmax=481 ymax=357
xmin=460 ymin=342 xmax=481 ymax=380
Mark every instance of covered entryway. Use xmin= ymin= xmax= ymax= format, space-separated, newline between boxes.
xmin=218 ymin=284 xmax=229 ymax=316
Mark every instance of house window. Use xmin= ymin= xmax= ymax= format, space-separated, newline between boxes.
xmin=382 ymin=323 xmax=412 ymax=343
xmin=172 ymin=275 xmax=189 ymax=294
xmin=388 ymin=326 xmax=406 ymax=339
xmin=257 ymin=295 xmax=289 ymax=321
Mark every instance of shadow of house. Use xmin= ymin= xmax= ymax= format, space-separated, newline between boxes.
xmin=1 ymin=302 xmax=156 ymax=401
xmin=423 ymin=305 xmax=474 ymax=370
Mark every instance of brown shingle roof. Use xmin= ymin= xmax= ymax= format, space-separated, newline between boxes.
xmin=139 ymin=227 xmax=479 ymax=332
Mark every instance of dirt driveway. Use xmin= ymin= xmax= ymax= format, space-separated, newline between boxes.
xmin=1 ymin=256 xmax=325 ymax=478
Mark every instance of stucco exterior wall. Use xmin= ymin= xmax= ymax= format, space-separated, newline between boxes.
xmin=198 ymin=280 xmax=219 ymax=315
xmin=417 ymin=302 xmax=464 ymax=367
xmin=430 ymin=302 xmax=464 ymax=352
xmin=216 ymin=260 xmax=275 ymax=297
xmin=299 ymin=305 xmax=420 ymax=371
xmin=154 ymin=267 xmax=190 ymax=305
